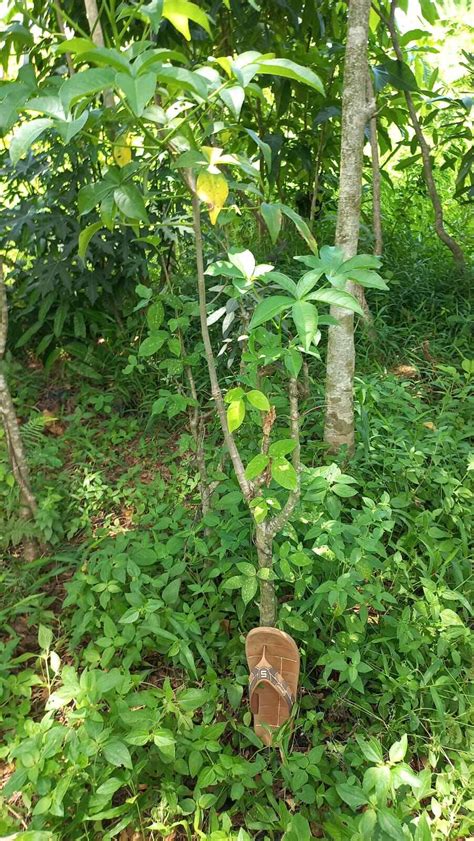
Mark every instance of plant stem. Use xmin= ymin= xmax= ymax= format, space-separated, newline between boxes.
xmin=367 ymin=69 xmax=383 ymax=256
xmin=0 ymin=265 xmax=38 ymax=560
xmin=384 ymin=0 xmax=465 ymax=267
xmin=189 ymin=186 xmax=251 ymax=502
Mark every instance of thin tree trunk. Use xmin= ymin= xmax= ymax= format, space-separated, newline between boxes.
xmin=189 ymin=179 xmax=301 ymax=627
xmin=309 ymin=128 xmax=326 ymax=226
xmin=0 ymin=267 xmax=37 ymax=560
xmin=324 ymin=0 xmax=372 ymax=454
xmin=367 ymin=71 xmax=383 ymax=255
xmin=256 ymin=377 xmax=300 ymax=626
xmin=185 ymin=364 xmax=211 ymax=517
xmin=386 ymin=0 xmax=465 ymax=267
xmin=255 ymin=523 xmax=277 ymax=626
xmin=190 ymin=189 xmax=251 ymax=502
xmin=83 ymin=0 xmax=115 ymax=109
xmin=54 ymin=0 xmax=75 ymax=76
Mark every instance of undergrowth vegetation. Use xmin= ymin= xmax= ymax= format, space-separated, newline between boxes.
xmin=1 ymin=231 xmax=472 ymax=840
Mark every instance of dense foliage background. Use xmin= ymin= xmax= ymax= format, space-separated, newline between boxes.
xmin=0 ymin=0 xmax=472 ymax=839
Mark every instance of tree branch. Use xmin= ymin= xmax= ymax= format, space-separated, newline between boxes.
xmin=189 ymin=182 xmax=252 ymax=501
xmin=376 ymin=0 xmax=465 ymax=266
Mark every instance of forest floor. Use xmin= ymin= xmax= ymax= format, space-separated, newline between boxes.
xmin=0 ymin=268 xmax=473 ymax=840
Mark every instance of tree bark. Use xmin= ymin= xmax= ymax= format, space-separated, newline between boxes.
xmin=323 ymin=0 xmax=372 ymax=454
xmin=255 ymin=523 xmax=277 ymax=626
xmin=83 ymin=0 xmax=115 ymax=109
xmin=386 ymin=0 xmax=465 ymax=267
xmin=0 ymin=266 xmax=37 ymax=559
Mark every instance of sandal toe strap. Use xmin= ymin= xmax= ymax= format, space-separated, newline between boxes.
xmin=249 ymin=665 xmax=295 ymax=713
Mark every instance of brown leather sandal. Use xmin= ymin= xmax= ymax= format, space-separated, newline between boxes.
xmin=245 ymin=626 xmax=300 ymax=745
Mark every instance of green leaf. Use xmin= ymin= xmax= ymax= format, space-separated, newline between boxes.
xmin=225 ymin=386 xmax=245 ymax=403
xmin=76 ymin=46 xmax=132 ymax=72
xmin=138 ymin=332 xmax=167 ymax=356
xmin=78 ymin=181 xmax=112 ymax=215
xmin=141 ymin=0 xmax=163 ymax=32
xmin=307 ymin=287 xmax=363 ymax=315
xmin=269 ymin=439 xmax=297 ymax=457
xmin=373 ymin=59 xmax=418 ymax=93
xmin=261 ymin=202 xmax=282 ymax=244
xmin=420 ymin=0 xmax=438 ymax=24
xmin=241 ymin=576 xmax=258 ymax=605
xmin=355 ymin=735 xmax=383 ymax=764
xmin=188 ymin=750 xmax=203 ymax=777
xmin=249 ymin=295 xmax=293 ymax=329
xmin=116 ymin=71 xmax=156 ymax=116
xmin=223 ymin=575 xmax=244 ymax=590
xmin=359 ymin=808 xmax=377 ymax=838
xmin=255 ymin=58 xmax=324 ymax=94
xmin=9 ymin=118 xmax=53 ymax=165
xmin=103 ymin=741 xmax=133 ymax=769
xmin=347 ymin=269 xmax=388 ymax=289
xmin=220 ymin=85 xmax=245 ymax=118
xmin=226 ymin=684 xmax=243 ymax=710
xmin=340 ymin=254 xmax=382 ymax=272
xmin=78 ymin=222 xmax=102 ymax=261
xmin=271 ymin=457 xmax=298 ymax=491
xmin=244 ymin=453 xmax=270 ymax=480
xmin=27 ymin=95 xmax=66 ymax=119
xmin=153 ymin=729 xmax=176 ymax=760
xmin=147 ymin=301 xmax=164 ymax=331
xmin=278 ymin=204 xmax=318 ymax=253
xmin=38 ymin=625 xmax=53 ymax=651
xmin=237 ymin=562 xmax=257 ymax=576
xmin=291 ymin=301 xmax=318 ymax=351
xmin=228 ymin=249 xmax=256 ymax=278
xmin=227 ymin=399 xmax=245 ymax=432
xmin=114 ymin=184 xmax=149 ymax=222
xmin=266 ymin=271 xmax=297 ymax=296
xmin=252 ymin=499 xmax=268 ymax=523
xmin=296 ymin=269 xmax=325 ymax=299
xmin=178 ymin=688 xmax=208 ymax=711
xmin=56 ymin=111 xmax=89 ymax=143
xmin=319 ymin=244 xmax=346 ymax=273
xmin=367 ymin=764 xmax=391 ymax=801
xmin=414 ymin=812 xmax=432 ymax=841
xmin=155 ymin=66 xmax=208 ymax=99
xmin=393 ymin=764 xmax=421 ymax=789
xmin=60 ymin=68 xmax=115 ymax=110
xmin=162 ymin=578 xmax=181 ymax=605
xmin=389 ymin=733 xmax=408 ymax=763
xmin=246 ymin=390 xmax=270 ymax=411
xmin=335 ymin=783 xmax=368 ymax=810
xmin=377 ymin=809 xmax=406 ymax=841
xmin=332 ymin=484 xmax=358 ymax=498
xmin=284 ymin=348 xmax=302 ymax=377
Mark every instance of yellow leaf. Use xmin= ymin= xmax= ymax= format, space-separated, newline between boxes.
xmin=163 ymin=0 xmax=211 ymax=41
xmin=113 ymin=135 xmax=132 ymax=168
xmin=165 ymin=11 xmax=190 ymax=39
xmin=196 ymin=169 xmax=229 ymax=225
xmin=202 ymin=146 xmax=224 ymax=167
